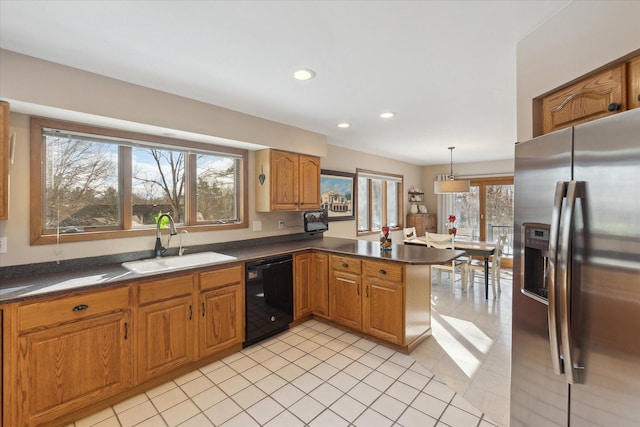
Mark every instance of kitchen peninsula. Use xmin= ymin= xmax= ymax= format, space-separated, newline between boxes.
xmin=0 ymin=235 xmax=463 ymax=427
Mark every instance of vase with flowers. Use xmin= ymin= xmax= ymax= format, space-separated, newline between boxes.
xmin=446 ymin=215 xmax=458 ymax=238
xmin=380 ymin=225 xmax=392 ymax=251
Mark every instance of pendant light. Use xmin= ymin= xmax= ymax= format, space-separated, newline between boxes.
xmin=434 ymin=147 xmax=470 ymax=194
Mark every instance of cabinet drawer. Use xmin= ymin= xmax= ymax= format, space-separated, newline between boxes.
xmin=199 ymin=265 xmax=242 ymax=291
xmin=365 ymin=261 xmax=403 ymax=282
xmin=331 ymin=255 xmax=362 ymax=274
xmin=138 ymin=274 xmax=194 ymax=305
xmin=17 ymin=286 xmax=130 ymax=332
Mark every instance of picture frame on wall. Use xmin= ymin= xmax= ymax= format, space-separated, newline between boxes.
xmin=320 ymin=169 xmax=356 ymax=221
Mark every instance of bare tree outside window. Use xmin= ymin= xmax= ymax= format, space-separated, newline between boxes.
xmin=44 ymin=136 xmax=119 ymax=231
xmin=132 ymin=148 xmax=185 ymax=225
xmin=196 ymin=154 xmax=238 ymax=222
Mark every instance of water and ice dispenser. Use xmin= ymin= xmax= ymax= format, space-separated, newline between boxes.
xmin=521 ymin=223 xmax=551 ymax=301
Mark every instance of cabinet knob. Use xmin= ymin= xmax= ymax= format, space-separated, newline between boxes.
xmin=607 ymin=103 xmax=620 ymax=112
xmin=72 ymin=304 xmax=88 ymax=312
xmin=379 ymin=269 xmax=387 ymax=275
xmin=342 ymin=263 xmax=349 ymax=268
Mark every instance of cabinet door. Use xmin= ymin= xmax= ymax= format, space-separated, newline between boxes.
xmin=542 ymin=65 xmax=625 ymax=134
xmin=298 ymin=154 xmax=321 ymax=209
xmin=364 ymin=278 xmax=404 ymax=345
xmin=363 ymin=261 xmax=404 ymax=345
xmin=294 ymin=253 xmax=313 ymax=319
xmin=15 ymin=311 xmax=131 ymax=426
xmin=330 ymin=271 xmax=362 ymax=330
xmin=628 ymin=56 xmax=640 ymax=110
xmin=271 ymin=150 xmax=299 ymax=210
xmin=136 ymin=295 xmax=196 ymax=382
xmin=200 ymin=284 xmax=243 ymax=356
xmin=312 ymin=252 xmax=330 ymax=318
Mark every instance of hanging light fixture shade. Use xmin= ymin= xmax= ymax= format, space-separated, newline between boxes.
xmin=434 ymin=147 xmax=470 ymax=194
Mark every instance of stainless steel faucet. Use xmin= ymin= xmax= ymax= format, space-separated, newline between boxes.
xmin=154 ymin=213 xmax=177 ymax=258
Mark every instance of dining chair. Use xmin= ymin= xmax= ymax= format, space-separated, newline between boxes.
xmin=468 ymin=234 xmax=507 ymax=297
xmin=403 ymin=227 xmax=417 ymax=240
xmin=425 ymin=232 xmax=468 ymax=293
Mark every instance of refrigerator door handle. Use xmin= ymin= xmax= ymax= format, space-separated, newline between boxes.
xmin=559 ymin=180 xmax=586 ymax=384
xmin=547 ymin=181 xmax=567 ymax=375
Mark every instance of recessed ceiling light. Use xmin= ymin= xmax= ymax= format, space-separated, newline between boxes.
xmin=293 ymin=68 xmax=316 ymax=81
xmin=337 ymin=122 xmax=350 ymax=128
xmin=380 ymin=112 xmax=395 ymax=119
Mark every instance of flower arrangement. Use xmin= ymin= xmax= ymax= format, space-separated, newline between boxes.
xmin=447 ymin=215 xmax=457 ymax=237
xmin=380 ymin=225 xmax=392 ymax=251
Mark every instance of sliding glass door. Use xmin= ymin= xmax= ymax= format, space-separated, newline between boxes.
xmin=452 ymin=177 xmax=514 ymax=265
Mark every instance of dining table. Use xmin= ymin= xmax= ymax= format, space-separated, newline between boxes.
xmin=404 ymin=236 xmax=496 ymax=299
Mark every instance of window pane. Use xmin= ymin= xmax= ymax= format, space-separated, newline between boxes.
xmin=371 ymin=179 xmax=383 ymax=230
xmin=44 ymin=135 xmax=120 ymax=231
xmin=196 ymin=154 xmax=238 ymax=222
xmin=454 ymin=186 xmax=480 ymax=240
xmin=486 ymin=184 xmax=514 ymax=255
xmin=132 ymin=147 xmax=185 ymax=226
xmin=386 ymin=181 xmax=398 ymax=227
xmin=357 ymin=177 xmax=369 ymax=231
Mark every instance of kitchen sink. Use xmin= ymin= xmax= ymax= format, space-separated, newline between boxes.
xmin=122 ymin=251 xmax=237 ymax=274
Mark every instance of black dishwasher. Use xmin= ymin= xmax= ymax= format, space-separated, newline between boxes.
xmin=244 ymin=254 xmax=293 ymax=347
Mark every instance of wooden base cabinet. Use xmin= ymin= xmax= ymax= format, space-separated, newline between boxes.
xmin=294 ymin=253 xmax=313 ymax=319
xmin=363 ymin=261 xmax=404 ymax=345
xmin=330 ymin=255 xmax=363 ymax=330
xmin=328 ymin=255 xmax=432 ymax=350
xmin=136 ymin=274 xmax=196 ymax=383
xmin=311 ymin=252 xmax=330 ymax=319
xmin=6 ymin=287 xmax=132 ymax=427
xmin=199 ymin=266 xmax=244 ymax=356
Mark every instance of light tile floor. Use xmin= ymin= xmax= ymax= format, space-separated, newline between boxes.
xmin=412 ymin=270 xmax=512 ymax=427
xmin=72 ymin=271 xmax=512 ymax=427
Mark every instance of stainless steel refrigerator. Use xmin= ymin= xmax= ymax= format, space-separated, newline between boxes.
xmin=511 ymin=108 xmax=640 ymax=426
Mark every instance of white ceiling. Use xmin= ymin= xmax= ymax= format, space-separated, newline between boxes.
xmin=0 ymin=0 xmax=569 ymax=165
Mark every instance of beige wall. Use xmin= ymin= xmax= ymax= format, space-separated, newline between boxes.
xmin=516 ymin=1 xmax=640 ymax=142
xmin=321 ymin=144 xmax=423 ymax=242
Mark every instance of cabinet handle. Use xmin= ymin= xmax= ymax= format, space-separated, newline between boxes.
xmin=72 ymin=304 xmax=88 ymax=312
xmin=607 ymin=102 xmax=620 ymax=112
xmin=357 ymin=283 xmax=360 ymax=295
xmin=637 ymin=94 xmax=640 ymax=102
xmin=366 ymin=285 xmax=369 ymax=298
xmin=342 ymin=263 xmax=349 ymax=268
xmin=124 ymin=322 xmax=128 ymax=340
xmin=189 ymin=305 xmax=193 ymax=320
xmin=202 ymin=302 xmax=206 ymax=317
xmin=378 ymin=269 xmax=387 ymax=275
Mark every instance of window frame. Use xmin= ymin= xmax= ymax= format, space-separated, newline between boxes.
xmin=356 ymin=168 xmax=404 ymax=236
xmin=30 ymin=117 xmax=248 ymax=245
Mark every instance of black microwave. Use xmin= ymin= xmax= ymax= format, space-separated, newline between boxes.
xmin=303 ymin=210 xmax=329 ymax=234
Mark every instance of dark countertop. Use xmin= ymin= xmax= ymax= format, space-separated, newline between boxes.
xmin=0 ymin=236 xmax=464 ymax=304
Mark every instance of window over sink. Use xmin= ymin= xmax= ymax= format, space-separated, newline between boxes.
xmin=30 ymin=117 xmax=248 ymax=245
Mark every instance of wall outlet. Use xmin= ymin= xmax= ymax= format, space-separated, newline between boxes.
xmin=0 ymin=237 xmax=6 ymax=254
xmin=252 ymin=221 xmax=262 ymax=232
xmin=278 ymin=220 xmax=284 ymax=230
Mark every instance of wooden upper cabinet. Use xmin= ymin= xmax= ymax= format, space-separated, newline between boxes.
xmin=541 ymin=64 xmax=626 ymax=134
xmin=298 ymin=154 xmax=321 ymax=209
xmin=255 ymin=149 xmax=320 ymax=212
xmin=628 ymin=56 xmax=640 ymax=110
xmin=0 ymin=101 xmax=9 ymax=220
